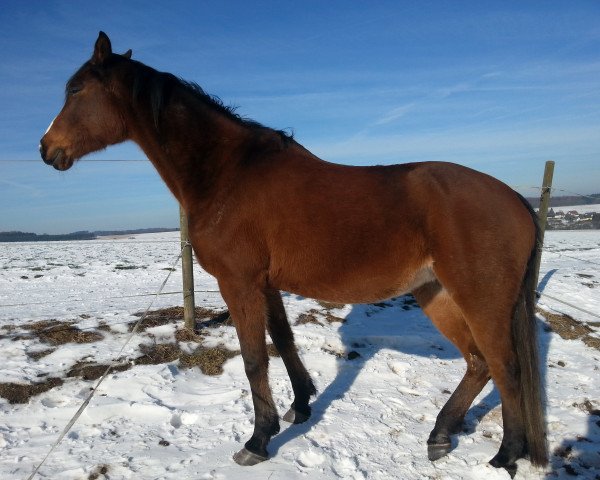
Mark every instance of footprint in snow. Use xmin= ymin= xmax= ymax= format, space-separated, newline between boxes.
xmin=332 ymin=456 xmax=362 ymax=478
xmin=296 ymin=449 xmax=325 ymax=468
xmin=170 ymin=413 xmax=182 ymax=428
xmin=41 ymin=396 xmax=70 ymax=408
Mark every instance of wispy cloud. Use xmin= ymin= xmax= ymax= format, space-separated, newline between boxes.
xmin=373 ymin=103 xmax=416 ymax=126
xmin=0 ymin=178 xmax=44 ymax=197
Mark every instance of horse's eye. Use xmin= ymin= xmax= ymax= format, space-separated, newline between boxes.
xmin=67 ymin=85 xmax=82 ymax=96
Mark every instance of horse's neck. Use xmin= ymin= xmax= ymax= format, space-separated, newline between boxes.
xmin=131 ymin=101 xmax=246 ymax=211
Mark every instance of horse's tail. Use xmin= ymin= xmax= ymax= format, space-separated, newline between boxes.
xmin=512 ymin=194 xmax=548 ymax=466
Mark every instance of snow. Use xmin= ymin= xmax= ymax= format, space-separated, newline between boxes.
xmin=554 ymin=204 xmax=600 ymax=214
xmin=1 ymin=231 xmax=599 ymax=479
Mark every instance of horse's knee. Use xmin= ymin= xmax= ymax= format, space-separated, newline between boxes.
xmin=465 ymin=352 xmax=489 ymax=380
xmin=243 ymin=357 xmax=266 ymax=378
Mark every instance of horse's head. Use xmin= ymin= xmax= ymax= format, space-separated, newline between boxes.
xmin=40 ymin=32 xmax=133 ymax=170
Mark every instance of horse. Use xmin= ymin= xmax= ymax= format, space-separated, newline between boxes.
xmin=40 ymin=32 xmax=548 ymax=475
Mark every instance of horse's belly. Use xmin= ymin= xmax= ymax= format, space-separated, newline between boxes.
xmin=269 ymin=256 xmax=434 ymax=304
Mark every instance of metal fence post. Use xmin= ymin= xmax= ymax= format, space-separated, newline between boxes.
xmin=179 ymin=205 xmax=195 ymax=330
xmin=533 ymin=160 xmax=555 ymax=291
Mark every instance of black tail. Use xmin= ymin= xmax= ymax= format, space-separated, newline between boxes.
xmin=512 ymin=195 xmax=548 ymax=466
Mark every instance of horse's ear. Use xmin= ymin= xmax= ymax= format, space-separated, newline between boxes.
xmin=122 ymin=49 xmax=132 ymax=59
xmin=92 ymin=31 xmax=112 ymax=65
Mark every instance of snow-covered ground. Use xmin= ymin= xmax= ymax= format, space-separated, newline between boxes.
xmin=0 ymin=231 xmax=598 ymax=480
xmin=555 ymin=204 xmax=600 ymax=214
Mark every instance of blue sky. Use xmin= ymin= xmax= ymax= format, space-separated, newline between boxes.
xmin=1 ymin=0 xmax=599 ymax=234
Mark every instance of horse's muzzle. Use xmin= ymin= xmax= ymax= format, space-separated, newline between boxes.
xmin=39 ymin=140 xmax=72 ymax=171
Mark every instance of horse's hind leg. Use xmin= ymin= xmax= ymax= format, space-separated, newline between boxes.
xmin=265 ymin=289 xmax=316 ymax=423
xmin=413 ymin=282 xmax=491 ymax=461
xmin=466 ymin=321 xmax=527 ymax=476
xmin=430 ymin=285 xmax=530 ymax=475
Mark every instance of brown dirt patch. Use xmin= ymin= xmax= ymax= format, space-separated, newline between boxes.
xmin=572 ymin=399 xmax=600 ymax=416
xmin=67 ymin=361 xmax=131 ymax=381
xmin=179 ymin=345 xmax=240 ymax=375
xmin=135 ymin=342 xmax=181 ymax=365
xmin=296 ymin=311 xmax=321 ymax=325
xmin=316 ymin=300 xmax=346 ymax=310
xmin=0 ymin=324 xmax=17 ymax=336
xmin=296 ymin=309 xmax=345 ymax=325
xmin=583 ymin=336 xmax=600 ymax=350
xmin=131 ymin=307 xmax=229 ymax=332
xmin=20 ymin=320 xmax=104 ymax=345
xmin=132 ymin=341 xmax=240 ymax=375
xmin=323 ymin=311 xmax=345 ymax=323
xmin=322 ymin=346 xmax=345 ymax=358
xmin=97 ymin=322 xmax=113 ymax=333
xmin=537 ymin=307 xmax=600 ymax=351
xmin=0 ymin=377 xmax=63 ymax=404
xmin=27 ymin=348 xmax=56 ymax=360
xmin=174 ymin=327 xmax=204 ymax=342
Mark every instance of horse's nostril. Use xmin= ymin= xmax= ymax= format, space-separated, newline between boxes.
xmin=39 ymin=140 xmax=47 ymax=159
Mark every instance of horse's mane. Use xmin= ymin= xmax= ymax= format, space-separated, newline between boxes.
xmin=128 ymin=60 xmax=294 ymax=145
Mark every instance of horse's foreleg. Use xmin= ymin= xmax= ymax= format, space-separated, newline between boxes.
xmin=265 ymin=289 xmax=316 ymax=424
xmin=219 ymin=280 xmax=279 ymax=466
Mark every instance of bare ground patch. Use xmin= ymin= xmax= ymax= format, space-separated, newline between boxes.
xmin=0 ymin=377 xmax=64 ymax=404
xmin=316 ymin=300 xmax=346 ymax=310
xmin=179 ymin=345 xmax=240 ymax=375
xmin=67 ymin=360 xmax=132 ymax=381
xmin=26 ymin=348 xmax=56 ymax=360
xmin=135 ymin=342 xmax=182 ymax=365
xmin=130 ymin=306 xmax=230 ymax=332
xmin=295 ymin=308 xmax=345 ymax=326
xmin=19 ymin=320 xmax=104 ymax=346
xmin=537 ymin=307 xmax=600 ymax=351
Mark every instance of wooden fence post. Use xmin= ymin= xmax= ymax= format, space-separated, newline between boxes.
xmin=533 ymin=160 xmax=555 ymax=292
xmin=179 ymin=205 xmax=195 ymax=330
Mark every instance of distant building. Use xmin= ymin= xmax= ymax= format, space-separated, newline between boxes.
xmin=546 ymin=209 xmax=600 ymax=230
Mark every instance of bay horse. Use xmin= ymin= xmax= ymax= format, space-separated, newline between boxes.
xmin=40 ymin=32 xmax=547 ymax=475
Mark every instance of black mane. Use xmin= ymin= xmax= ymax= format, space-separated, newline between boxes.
xmin=128 ymin=59 xmax=294 ymax=145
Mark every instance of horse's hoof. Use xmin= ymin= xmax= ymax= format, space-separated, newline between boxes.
xmin=233 ymin=448 xmax=268 ymax=466
xmin=427 ymin=442 xmax=451 ymax=461
xmin=282 ymin=407 xmax=310 ymax=424
xmin=489 ymin=455 xmax=517 ymax=478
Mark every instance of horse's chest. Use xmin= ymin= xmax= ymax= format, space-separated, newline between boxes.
xmin=189 ymin=237 xmax=223 ymax=277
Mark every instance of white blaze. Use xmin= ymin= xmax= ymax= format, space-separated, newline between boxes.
xmin=44 ymin=116 xmax=57 ymax=135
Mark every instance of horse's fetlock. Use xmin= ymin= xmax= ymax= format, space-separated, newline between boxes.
xmin=271 ymin=420 xmax=281 ymax=436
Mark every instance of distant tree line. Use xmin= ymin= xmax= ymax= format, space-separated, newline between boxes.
xmin=0 ymin=228 xmax=178 ymax=243
xmin=525 ymin=193 xmax=600 ymax=208
xmin=0 ymin=231 xmax=97 ymax=242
